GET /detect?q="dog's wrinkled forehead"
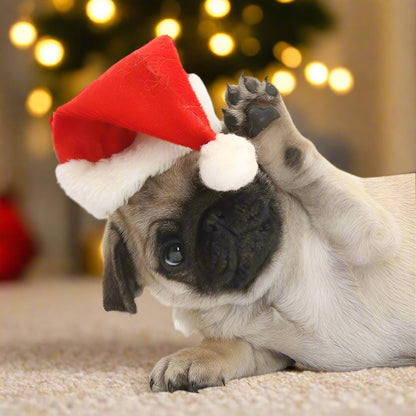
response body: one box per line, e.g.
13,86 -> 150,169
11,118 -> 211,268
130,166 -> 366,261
124,152 -> 200,224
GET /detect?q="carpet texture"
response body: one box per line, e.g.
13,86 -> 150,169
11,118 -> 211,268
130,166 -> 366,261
1,277 -> 415,416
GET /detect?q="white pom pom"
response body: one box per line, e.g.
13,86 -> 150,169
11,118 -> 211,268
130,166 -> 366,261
199,133 -> 258,191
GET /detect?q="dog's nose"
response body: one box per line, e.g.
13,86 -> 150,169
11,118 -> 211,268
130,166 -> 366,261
202,209 -> 224,233
201,193 -> 272,236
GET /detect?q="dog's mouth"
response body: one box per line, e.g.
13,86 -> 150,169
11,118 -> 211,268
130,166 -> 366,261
194,172 -> 283,294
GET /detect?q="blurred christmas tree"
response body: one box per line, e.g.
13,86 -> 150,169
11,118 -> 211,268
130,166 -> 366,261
11,0 -> 334,108
8,0 -> 340,275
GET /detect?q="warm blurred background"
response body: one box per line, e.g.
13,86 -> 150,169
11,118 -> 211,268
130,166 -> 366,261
1,0 -> 415,282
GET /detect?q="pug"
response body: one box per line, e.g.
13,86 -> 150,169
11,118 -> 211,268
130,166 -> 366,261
102,75 -> 415,392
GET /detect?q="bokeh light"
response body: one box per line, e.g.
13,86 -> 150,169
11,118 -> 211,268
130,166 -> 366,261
9,21 -> 37,49
86,0 -> 116,24
25,120 -> 53,159
276,0 -> 295,3
329,67 -> 354,94
281,46 -> 302,68
209,33 -> 235,56
26,88 -> 53,117
241,37 -> 261,56
34,37 -> 65,67
204,0 -> 231,18
272,41 -> 290,60
304,62 -> 328,86
208,76 -> 230,117
242,5 -> 263,25
198,20 -> 218,38
52,0 -> 74,13
155,18 -> 182,39
271,70 -> 296,95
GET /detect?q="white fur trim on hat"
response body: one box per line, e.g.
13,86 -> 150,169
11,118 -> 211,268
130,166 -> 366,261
189,75 -> 258,192
199,133 -> 258,192
188,73 -> 222,134
56,134 -> 191,219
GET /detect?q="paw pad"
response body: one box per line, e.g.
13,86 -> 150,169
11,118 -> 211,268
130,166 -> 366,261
265,79 -> 278,97
225,84 -> 241,106
243,75 -> 261,93
221,109 -> 238,130
223,74 -> 281,139
247,106 -> 280,139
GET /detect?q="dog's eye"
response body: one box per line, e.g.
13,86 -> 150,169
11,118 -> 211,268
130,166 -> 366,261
163,243 -> 184,267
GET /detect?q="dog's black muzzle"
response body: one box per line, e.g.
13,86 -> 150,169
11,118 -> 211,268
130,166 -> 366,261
195,172 -> 282,293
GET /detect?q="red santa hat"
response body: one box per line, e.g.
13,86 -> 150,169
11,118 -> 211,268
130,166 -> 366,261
51,35 -> 258,219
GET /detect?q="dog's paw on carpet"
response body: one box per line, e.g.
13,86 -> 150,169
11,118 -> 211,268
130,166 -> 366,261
150,346 -> 226,392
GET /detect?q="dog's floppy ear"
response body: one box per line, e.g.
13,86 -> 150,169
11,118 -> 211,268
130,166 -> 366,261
102,222 -> 142,314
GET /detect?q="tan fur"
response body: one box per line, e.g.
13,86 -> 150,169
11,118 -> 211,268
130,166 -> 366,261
106,90 -> 415,392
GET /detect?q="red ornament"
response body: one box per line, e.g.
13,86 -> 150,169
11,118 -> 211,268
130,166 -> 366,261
0,196 -> 34,282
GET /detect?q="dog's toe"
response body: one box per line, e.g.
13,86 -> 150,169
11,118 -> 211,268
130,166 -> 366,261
150,348 -> 226,393
222,74 -> 282,138
163,360 -> 193,392
265,79 -> 278,97
225,84 -> 241,106
242,74 -> 261,93
149,356 -> 169,392
222,108 -> 239,131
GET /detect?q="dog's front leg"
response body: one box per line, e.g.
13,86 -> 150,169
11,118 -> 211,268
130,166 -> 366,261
223,76 -> 400,266
150,338 -> 293,392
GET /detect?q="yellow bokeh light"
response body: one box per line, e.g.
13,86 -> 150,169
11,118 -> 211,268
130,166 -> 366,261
304,62 -> 328,86
52,0 -> 74,13
276,0 -> 295,3
208,77 -> 229,116
155,18 -> 182,39
25,121 -> 53,159
281,46 -> 302,68
34,37 -> 65,67
329,67 -> 354,94
99,238 -> 104,262
198,20 -> 218,38
271,70 -> 296,95
242,5 -> 263,25
241,37 -> 260,56
86,0 -> 116,24
9,21 -> 37,49
272,41 -> 290,60
209,33 -> 235,56
26,88 -> 53,117
204,0 -> 231,18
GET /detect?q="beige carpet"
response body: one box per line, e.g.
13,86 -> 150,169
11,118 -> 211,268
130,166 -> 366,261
1,277 -> 415,416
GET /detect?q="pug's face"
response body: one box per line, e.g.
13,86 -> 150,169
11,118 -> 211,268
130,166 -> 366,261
102,151 -> 285,313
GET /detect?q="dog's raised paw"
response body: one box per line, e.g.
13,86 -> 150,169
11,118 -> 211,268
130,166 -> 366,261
150,347 -> 226,393
223,74 -> 281,139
